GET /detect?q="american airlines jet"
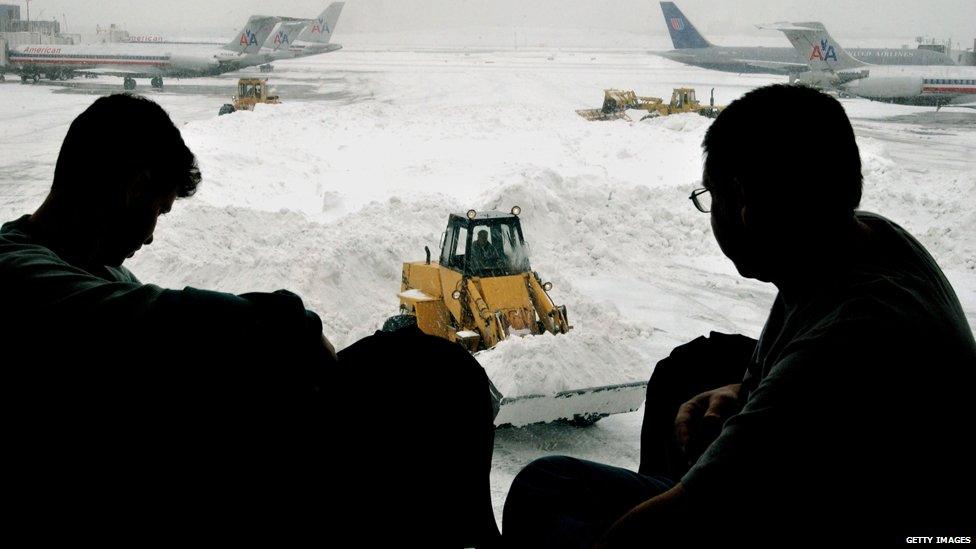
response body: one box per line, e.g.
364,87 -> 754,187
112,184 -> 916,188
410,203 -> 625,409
4,16 -> 281,90
0,1 -> 347,91
254,2 -> 346,66
288,2 -> 346,58
766,22 -> 976,107
655,2 -> 957,76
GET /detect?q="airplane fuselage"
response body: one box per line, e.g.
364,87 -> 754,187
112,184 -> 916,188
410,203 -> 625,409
7,44 -> 225,78
656,45 -> 956,75
838,65 -> 976,106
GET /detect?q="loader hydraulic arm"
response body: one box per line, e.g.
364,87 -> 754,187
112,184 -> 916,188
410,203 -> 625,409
527,273 -> 570,334
465,278 -> 506,349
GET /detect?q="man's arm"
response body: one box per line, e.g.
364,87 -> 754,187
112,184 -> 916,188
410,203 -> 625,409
3,245 -> 336,371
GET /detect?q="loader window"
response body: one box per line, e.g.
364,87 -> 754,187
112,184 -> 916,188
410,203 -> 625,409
501,223 -> 531,273
440,224 -> 468,272
456,227 -> 468,255
466,222 -> 530,277
469,225 -> 499,274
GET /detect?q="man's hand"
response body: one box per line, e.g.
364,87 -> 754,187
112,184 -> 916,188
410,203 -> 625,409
674,383 -> 743,464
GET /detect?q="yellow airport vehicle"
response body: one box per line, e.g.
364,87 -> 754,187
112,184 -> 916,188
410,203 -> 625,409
398,207 -> 570,352
218,78 -> 281,115
394,207 -> 647,427
577,87 -> 723,121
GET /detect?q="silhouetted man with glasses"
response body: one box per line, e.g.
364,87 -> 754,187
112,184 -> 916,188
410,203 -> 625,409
503,84 -> 975,547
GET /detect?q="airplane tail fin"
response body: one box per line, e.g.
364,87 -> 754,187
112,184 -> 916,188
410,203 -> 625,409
264,21 -> 308,52
297,2 -> 345,44
225,15 -> 282,54
659,2 -> 710,49
762,21 -> 867,71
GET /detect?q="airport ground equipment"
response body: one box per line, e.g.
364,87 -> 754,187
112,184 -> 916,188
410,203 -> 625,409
577,87 -> 724,121
218,78 -> 280,115
395,207 -> 647,427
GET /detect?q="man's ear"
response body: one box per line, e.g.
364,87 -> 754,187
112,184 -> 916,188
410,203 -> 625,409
124,170 -> 153,207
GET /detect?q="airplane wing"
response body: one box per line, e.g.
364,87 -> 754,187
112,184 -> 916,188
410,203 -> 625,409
733,58 -> 810,71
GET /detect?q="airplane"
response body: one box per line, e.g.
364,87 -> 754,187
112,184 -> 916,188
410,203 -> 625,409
253,2 -> 346,68
0,2 -> 346,91
2,15 -> 281,90
655,1 -> 957,76
222,2 -> 345,76
288,2 -> 345,58
766,22 -> 976,108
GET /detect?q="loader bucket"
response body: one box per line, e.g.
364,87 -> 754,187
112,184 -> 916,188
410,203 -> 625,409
492,380 -> 648,428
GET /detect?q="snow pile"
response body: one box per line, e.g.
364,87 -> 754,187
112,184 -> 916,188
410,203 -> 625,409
480,331 -> 646,396
130,103 -> 740,396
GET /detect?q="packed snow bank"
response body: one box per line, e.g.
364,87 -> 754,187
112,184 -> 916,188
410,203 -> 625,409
133,105 -> 735,397
480,331 -> 646,396
132,90 -> 975,400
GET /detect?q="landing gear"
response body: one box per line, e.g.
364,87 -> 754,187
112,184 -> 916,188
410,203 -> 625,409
123,77 -> 136,91
150,76 -> 164,89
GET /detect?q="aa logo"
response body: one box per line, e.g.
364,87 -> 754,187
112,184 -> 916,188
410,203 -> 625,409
274,31 -> 289,46
810,39 -> 837,62
670,17 -> 684,31
312,18 -> 330,34
239,29 -> 259,47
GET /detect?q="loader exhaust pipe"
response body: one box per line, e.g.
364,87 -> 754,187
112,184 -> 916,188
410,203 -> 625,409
425,246 -> 431,265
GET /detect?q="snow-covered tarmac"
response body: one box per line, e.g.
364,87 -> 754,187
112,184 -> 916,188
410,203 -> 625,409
2,43 -> 974,524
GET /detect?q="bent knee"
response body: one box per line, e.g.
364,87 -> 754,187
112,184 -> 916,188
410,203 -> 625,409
508,455 -> 586,499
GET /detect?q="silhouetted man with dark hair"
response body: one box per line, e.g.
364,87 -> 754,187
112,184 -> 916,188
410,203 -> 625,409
0,95 -> 500,546
503,85 -> 975,547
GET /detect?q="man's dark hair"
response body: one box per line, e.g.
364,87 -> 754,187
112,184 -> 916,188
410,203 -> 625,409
53,94 -> 201,199
702,84 -> 862,222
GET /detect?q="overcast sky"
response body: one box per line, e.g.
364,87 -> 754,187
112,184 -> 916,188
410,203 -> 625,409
16,0 -> 976,45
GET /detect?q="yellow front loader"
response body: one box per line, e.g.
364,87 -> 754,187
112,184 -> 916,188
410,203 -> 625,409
577,87 -> 724,121
395,208 -> 647,427
218,78 -> 281,115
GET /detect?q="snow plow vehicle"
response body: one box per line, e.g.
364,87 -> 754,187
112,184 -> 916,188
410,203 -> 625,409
218,78 -> 280,115
577,87 -> 724,121
396,207 -> 647,427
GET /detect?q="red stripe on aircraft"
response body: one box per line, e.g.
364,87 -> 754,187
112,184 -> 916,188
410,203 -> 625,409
922,86 -> 976,94
11,58 -> 171,67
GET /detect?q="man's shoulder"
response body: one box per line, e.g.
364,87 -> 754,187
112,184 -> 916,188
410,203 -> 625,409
779,212 -> 974,369
0,215 -> 65,269
841,211 -> 965,326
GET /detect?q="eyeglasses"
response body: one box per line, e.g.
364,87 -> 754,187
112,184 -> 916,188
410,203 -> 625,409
689,188 -> 711,213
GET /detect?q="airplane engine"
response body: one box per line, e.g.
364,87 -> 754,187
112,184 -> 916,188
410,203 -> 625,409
170,53 -> 222,76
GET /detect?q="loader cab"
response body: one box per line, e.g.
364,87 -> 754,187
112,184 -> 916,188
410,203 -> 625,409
439,210 -> 531,277
672,88 -> 696,109
239,78 -> 266,100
